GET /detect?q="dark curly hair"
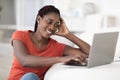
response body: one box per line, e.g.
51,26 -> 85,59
34,5 -> 60,32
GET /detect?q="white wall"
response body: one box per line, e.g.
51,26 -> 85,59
15,0 -> 43,30
79,0 -> 120,27
0,0 -> 16,25
1,0 -> 120,31
49,0 -> 120,32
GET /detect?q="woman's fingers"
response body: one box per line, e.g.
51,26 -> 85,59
60,54 -> 88,64
73,54 -> 87,63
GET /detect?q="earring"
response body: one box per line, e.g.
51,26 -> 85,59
55,28 -> 59,33
37,21 -> 39,23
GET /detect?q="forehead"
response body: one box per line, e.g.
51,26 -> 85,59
44,13 -> 60,21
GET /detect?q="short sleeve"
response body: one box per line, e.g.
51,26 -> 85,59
11,30 -> 27,46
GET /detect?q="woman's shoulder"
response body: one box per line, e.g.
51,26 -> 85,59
12,30 -> 31,39
14,30 -> 29,34
11,30 -> 32,44
12,30 -> 32,37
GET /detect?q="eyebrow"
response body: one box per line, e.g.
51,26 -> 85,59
47,18 -> 53,21
45,17 -> 60,23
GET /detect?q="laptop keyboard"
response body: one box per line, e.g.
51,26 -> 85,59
65,60 -> 87,66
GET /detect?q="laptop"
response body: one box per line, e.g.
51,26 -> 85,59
66,32 -> 119,68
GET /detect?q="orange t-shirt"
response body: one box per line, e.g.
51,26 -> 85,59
8,30 -> 65,80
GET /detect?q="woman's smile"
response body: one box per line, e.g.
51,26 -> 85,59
46,29 -> 52,35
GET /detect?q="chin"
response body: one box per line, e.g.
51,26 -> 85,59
43,35 -> 51,39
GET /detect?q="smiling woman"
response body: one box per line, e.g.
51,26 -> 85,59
8,5 -> 90,80
36,13 -> 60,38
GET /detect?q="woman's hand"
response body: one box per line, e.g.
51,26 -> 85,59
55,18 -> 70,37
59,53 -> 88,64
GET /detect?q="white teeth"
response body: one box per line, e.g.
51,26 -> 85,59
46,30 -> 51,34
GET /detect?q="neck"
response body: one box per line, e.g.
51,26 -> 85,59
32,31 -> 49,44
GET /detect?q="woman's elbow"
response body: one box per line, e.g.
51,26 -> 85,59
17,56 -> 31,67
19,58 -> 30,67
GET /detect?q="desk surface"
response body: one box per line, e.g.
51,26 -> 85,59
44,62 -> 120,80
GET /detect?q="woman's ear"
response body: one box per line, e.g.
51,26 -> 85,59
37,16 -> 41,23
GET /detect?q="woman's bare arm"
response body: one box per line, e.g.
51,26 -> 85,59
13,40 -> 80,68
55,18 -> 90,62
64,32 -> 90,55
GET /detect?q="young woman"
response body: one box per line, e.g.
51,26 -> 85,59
8,5 -> 90,80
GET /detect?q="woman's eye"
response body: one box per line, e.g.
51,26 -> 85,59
48,21 -> 52,24
47,20 -> 52,24
55,24 -> 60,28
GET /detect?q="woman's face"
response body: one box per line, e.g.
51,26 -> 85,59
37,13 -> 60,39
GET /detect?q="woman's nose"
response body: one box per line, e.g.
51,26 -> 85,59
49,25 -> 56,31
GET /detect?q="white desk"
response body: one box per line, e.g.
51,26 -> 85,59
44,61 -> 120,80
